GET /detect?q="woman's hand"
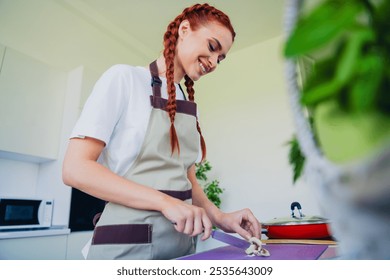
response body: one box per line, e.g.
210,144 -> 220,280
160,196 -> 213,241
214,208 -> 262,240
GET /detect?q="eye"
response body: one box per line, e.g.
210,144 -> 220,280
208,42 -> 216,52
208,40 -> 225,64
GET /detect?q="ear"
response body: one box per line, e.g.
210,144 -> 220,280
178,20 -> 191,39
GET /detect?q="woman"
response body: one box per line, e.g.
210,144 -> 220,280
63,3 -> 261,260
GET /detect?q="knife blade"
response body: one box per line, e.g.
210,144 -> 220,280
211,230 -> 251,250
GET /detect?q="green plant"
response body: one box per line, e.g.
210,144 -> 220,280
284,0 -> 390,183
286,135 -> 306,184
286,0 -> 390,114
195,160 -> 224,208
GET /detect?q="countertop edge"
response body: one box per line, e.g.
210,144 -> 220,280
0,227 -> 70,239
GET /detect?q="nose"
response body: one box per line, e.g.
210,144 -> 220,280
207,54 -> 218,71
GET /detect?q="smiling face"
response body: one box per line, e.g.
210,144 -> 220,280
174,20 -> 234,82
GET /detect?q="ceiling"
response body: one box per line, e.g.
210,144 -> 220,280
68,0 -> 287,56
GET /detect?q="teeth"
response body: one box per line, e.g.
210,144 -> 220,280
199,62 -> 207,74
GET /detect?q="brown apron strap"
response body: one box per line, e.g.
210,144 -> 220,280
149,96 -> 197,116
149,60 -> 186,100
149,60 -> 162,97
148,60 -> 196,116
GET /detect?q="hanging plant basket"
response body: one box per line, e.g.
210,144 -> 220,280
284,0 -> 390,259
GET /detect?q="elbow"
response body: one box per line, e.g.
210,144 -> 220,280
62,166 -> 72,187
62,170 -> 71,187
62,161 -> 77,188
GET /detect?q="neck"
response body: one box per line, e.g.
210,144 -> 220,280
155,56 -> 184,83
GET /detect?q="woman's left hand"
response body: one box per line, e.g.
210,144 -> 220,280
215,208 -> 261,240
187,165 -> 261,241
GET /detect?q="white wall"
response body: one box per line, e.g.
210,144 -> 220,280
0,0 -> 151,72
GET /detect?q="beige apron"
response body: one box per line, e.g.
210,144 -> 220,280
87,61 -> 200,260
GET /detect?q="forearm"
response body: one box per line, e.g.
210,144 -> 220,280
188,165 -> 222,226
192,182 -> 222,224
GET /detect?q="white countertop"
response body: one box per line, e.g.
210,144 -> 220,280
0,226 -> 70,239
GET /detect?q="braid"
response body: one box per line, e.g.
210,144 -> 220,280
163,3 -> 235,159
163,16 -> 184,156
185,75 -> 206,161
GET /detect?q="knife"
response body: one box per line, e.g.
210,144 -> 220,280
211,230 -> 252,250
211,230 -> 271,256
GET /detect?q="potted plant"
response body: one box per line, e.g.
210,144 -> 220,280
195,160 -> 224,209
284,0 -> 390,259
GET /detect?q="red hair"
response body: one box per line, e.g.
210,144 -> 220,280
163,3 -> 235,161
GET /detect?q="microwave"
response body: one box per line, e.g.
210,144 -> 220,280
0,197 -> 53,230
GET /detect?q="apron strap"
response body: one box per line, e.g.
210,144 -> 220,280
148,60 -> 197,116
149,60 -> 162,97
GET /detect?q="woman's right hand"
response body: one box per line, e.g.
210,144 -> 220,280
160,196 -> 212,241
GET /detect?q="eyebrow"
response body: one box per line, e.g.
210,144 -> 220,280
212,37 -> 222,50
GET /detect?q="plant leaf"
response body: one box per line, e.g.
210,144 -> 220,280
335,28 -> 375,84
285,0 -> 362,57
302,79 -> 343,105
350,53 -> 383,112
196,161 -> 223,208
287,136 -> 306,183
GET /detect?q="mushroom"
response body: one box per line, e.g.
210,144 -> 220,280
245,237 -> 270,257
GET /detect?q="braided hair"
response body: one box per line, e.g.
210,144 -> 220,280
163,3 -> 236,161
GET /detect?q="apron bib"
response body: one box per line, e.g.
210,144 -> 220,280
87,61 -> 200,260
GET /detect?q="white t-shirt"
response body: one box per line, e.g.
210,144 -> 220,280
71,64 -> 201,176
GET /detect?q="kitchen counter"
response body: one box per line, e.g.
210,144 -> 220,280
0,226 -> 70,239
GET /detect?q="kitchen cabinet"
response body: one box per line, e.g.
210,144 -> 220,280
0,46 -> 66,162
0,235 -> 68,260
0,229 -> 94,260
66,231 -> 93,260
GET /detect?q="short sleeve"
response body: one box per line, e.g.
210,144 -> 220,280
70,65 -> 131,145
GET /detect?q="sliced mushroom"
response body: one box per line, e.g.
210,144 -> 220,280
245,237 -> 270,257
258,248 -> 271,257
245,244 -> 257,255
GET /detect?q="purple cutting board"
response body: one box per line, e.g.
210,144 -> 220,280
178,244 -> 328,260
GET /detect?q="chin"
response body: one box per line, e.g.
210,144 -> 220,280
188,73 -> 201,82
191,76 -> 200,82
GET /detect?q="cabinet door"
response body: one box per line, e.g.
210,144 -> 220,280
0,47 -> 66,161
0,235 -> 67,260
